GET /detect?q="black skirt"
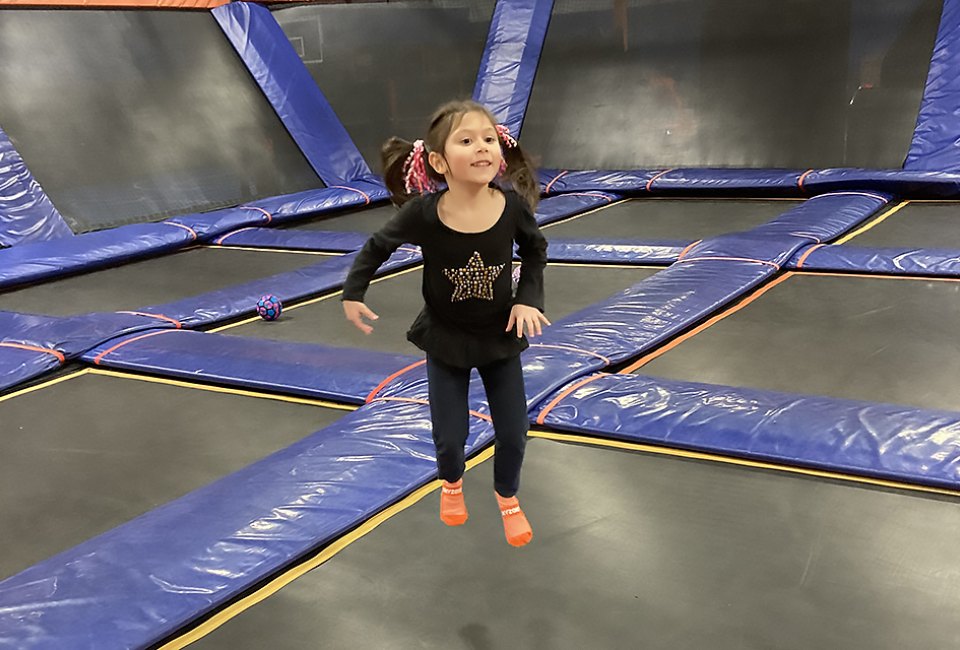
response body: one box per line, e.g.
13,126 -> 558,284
406,306 -> 528,369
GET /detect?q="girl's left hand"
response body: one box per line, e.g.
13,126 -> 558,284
506,304 -> 551,338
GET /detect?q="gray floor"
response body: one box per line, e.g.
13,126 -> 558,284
542,199 -> 797,242
0,371 -> 345,580
637,272 -> 960,411
0,247 -> 331,316
191,436 -> 960,650
286,204 -> 399,233
844,201 -> 960,249
223,264 -> 661,355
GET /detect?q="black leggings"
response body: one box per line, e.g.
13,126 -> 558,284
426,354 -> 529,498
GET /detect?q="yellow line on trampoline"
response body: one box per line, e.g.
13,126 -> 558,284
529,429 -> 960,498
159,445 -> 496,650
0,368 -> 90,403
209,265 -> 424,333
87,368 -> 356,411
834,200 -> 910,244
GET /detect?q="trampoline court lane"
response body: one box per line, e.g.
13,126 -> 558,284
625,269 -> 960,413
0,247 -> 337,317
541,197 -> 800,243
179,433 -> 960,650
0,368 -> 351,581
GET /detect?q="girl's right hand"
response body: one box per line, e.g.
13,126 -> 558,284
343,300 -> 379,335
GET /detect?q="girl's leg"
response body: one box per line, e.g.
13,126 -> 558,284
478,354 -> 529,498
426,355 -> 471,525
479,354 -> 533,546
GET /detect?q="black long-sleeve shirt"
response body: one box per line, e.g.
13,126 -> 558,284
342,189 -> 548,368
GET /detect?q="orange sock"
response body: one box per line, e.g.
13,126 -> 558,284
440,479 -> 468,526
496,493 -> 532,547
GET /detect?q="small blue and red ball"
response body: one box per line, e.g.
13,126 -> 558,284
256,295 -> 282,321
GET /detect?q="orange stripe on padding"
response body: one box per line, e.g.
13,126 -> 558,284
645,168 -> 674,192
0,342 -> 65,363
92,330 -> 174,365
371,396 -> 491,422
116,311 -> 183,328
164,221 -> 198,240
535,374 -> 606,425
677,239 -> 701,261
365,360 -> 427,403
544,171 -> 568,194
795,244 -> 825,269
797,169 -> 814,190
329,186 -> 372,205
241,206 -> 273,224
619,272 -> 794,374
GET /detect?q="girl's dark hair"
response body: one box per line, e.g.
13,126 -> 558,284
381,99 -> 539,211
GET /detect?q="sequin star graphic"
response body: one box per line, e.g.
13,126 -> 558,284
443,251 -> 505,302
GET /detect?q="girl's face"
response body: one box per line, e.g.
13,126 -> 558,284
432,111 -> 502,188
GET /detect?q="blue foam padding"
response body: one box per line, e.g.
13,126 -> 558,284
473,0 -> 554,133
213,2 -> 374,185
540,169 -> 659,194
788,244 -> 960,277
648,168 -> 807,193
214,227 -> 370,252
905,0 -> 960,172
0,310 -> 175,358
0,344 -> 63,393
803,169 -> 960,196
137,247 -> 421,327
242,182 -> 390,223
532,259 -> 773,366
82,329 -> 421,405
0,222 -> 198,290
748,191 -> 892,244
0,309 -> 177,391
0,399 -> 493,649
167,206 -> 271,241
543,238 -> 685,265
0,127 -> 73,247
535,191 -> 620,224
537,373 -> 960,490
538,167 -> 960,198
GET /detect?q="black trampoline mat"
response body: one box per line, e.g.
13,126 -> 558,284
287,203 -> 400,233
0,247 -> 334,317
0,10 -> 321,232
0,371 -> 346,581
521,0 -> 941,170
191,437 -> 960,650
542,198 -> 797,242
637,272 -> 960,411
223,264 -> 660,355
845,201 -> 960,249
274,2 -> 495,171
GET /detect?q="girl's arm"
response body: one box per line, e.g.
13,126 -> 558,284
512,199 -> 548,311
507,197 -> 550,338
342,198 -> 423,304
342,198 -> 423,334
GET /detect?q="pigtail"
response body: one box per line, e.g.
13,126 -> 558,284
381,136 -> 445,207
497,127 -> 540,212
381,136 -> 417,206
